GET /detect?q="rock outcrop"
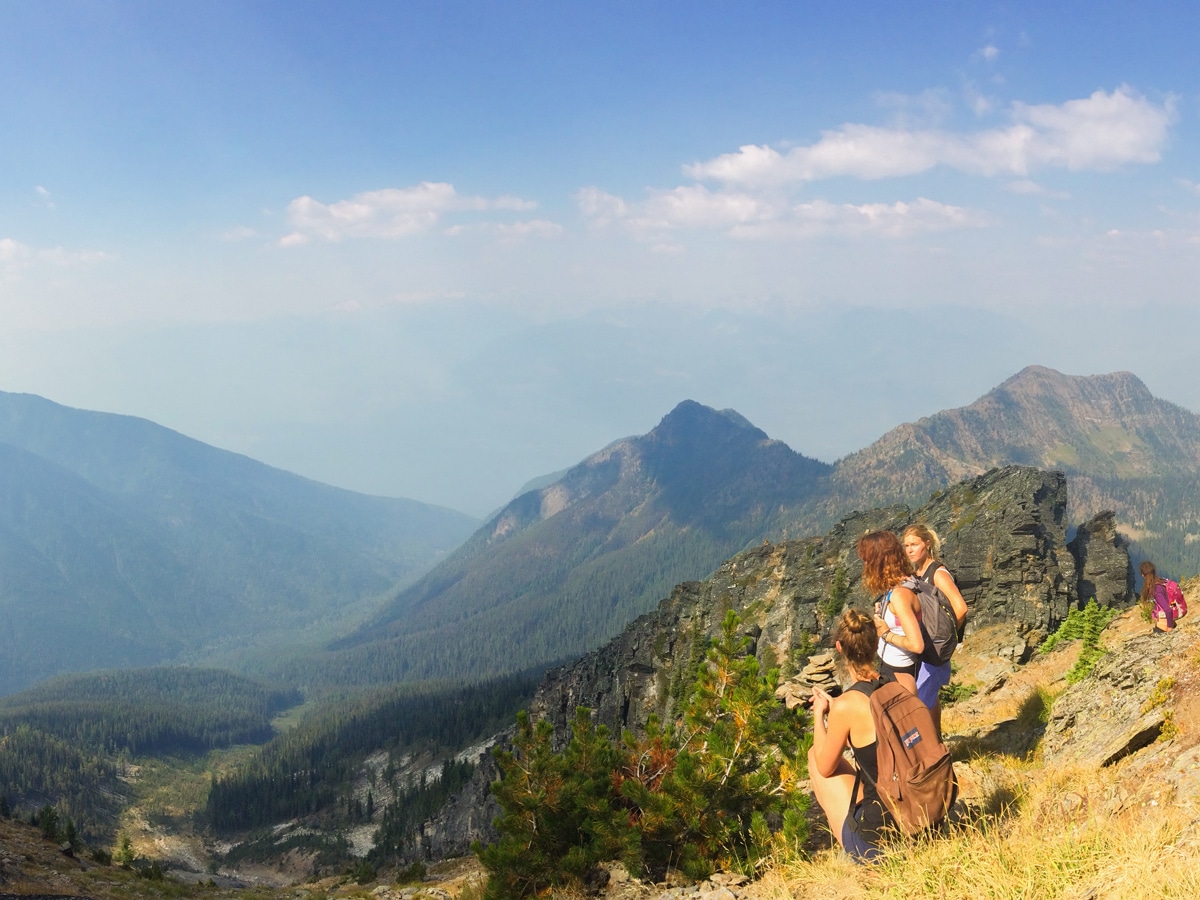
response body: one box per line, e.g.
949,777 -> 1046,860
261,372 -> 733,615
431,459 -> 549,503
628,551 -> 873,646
1068,510 -> 1135,608
531,466 -> 1086,741
1043,629 -> 1181,768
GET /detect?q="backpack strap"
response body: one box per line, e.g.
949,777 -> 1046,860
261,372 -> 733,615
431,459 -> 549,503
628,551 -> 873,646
845,677 -> 885,780
918,561 -> 943,584
845,680 -> 880,825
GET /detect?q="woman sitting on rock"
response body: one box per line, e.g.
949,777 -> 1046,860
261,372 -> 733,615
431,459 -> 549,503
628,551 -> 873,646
807,607 -> 892,863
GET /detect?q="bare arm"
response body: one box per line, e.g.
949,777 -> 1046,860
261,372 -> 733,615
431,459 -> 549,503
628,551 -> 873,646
809,687 -> 854,778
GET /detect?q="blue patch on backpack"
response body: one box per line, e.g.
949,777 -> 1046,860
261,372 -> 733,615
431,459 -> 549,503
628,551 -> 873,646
902,728 -> 922,749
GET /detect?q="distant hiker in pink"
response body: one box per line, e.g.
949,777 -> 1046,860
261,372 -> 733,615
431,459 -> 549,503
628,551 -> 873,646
1140,560 -> 1175,635
903,524 -> 968,734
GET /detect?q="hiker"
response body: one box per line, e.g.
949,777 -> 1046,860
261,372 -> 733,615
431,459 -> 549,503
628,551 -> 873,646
903,524 -> 968,732
807,607 -> 892,863
1140,560 -> 1175,634
860,531 -> 924,695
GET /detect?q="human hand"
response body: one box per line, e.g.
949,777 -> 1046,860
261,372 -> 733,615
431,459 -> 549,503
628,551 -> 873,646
809,686 -> 832,717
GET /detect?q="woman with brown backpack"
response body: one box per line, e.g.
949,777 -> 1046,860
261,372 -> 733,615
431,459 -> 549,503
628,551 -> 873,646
807,607 -> 892,862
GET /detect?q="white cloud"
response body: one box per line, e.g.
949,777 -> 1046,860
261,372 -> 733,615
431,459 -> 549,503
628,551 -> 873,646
730,198 -> 984,240
280,182 -> 538,245
685,86 -> 1174,187
494,219 -> 564,240
35,186 -> 55,209
1,238 -> 114,277
577,188 -> 982,241
0,238 -> 30,263
977,44 -> 1000,62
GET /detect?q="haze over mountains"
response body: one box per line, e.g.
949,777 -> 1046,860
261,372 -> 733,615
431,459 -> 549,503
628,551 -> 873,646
320,401 -> 830,685
1,366 -> 1198,697
0,391 -> 478,695
326,366 -> 1200,690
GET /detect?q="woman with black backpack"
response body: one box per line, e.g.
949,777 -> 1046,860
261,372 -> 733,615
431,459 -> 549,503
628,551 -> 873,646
903,524 -> 968,733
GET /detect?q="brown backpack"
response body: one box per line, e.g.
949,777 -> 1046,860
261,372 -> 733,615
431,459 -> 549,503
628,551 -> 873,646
853,678 -> 957,836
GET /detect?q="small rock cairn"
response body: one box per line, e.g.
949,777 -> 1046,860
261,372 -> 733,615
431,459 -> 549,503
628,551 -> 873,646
774,652 -> 839,710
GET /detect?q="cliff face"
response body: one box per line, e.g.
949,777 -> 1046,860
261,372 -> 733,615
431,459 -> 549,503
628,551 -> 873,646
415,466 -> 1133,861
530,465 -> 1093,741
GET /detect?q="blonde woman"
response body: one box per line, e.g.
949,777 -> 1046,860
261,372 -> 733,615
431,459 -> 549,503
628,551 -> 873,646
859,530 -> 923,696
903,524 -> 968,732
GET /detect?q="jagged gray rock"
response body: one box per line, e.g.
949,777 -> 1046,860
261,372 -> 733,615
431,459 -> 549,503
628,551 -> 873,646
1068,510 -> 1135,609
1042,629 -> 1181,767
531,466 -> 1083,741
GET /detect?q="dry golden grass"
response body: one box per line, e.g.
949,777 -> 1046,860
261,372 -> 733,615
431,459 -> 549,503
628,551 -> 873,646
764,759 -> 1200,900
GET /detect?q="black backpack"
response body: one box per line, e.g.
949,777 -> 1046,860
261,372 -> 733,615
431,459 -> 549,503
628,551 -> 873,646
883,563 -> 958,666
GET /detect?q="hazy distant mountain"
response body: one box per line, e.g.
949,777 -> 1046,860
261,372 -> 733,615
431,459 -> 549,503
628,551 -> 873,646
311,367 -> 1200,688
0,391 -> 478,695
310,401 -> 832,686
818,366 -> 1200,575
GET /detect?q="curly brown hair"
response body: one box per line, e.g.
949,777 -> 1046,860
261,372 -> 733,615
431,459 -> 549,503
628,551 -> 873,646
857,530 -> 913,596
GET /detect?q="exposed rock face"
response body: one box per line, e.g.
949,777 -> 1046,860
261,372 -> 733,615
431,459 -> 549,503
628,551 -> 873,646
531,466 -> 1085,741
1069,510 -> 1135,608
1042,629 -> 1182,768
409,752 -> 502,863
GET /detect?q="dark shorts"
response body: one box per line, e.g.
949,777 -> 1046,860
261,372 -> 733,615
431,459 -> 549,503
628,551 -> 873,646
879,658 -> 917,680
841,805 -> 884,863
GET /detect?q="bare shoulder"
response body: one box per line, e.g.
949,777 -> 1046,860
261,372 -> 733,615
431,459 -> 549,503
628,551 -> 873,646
932,564 -> 958,587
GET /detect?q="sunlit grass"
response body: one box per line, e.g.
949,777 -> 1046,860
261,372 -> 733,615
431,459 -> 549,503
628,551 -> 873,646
769,761 -> 1200,900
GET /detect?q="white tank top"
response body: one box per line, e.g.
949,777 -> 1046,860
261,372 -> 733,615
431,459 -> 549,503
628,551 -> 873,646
877,589 -> 918,668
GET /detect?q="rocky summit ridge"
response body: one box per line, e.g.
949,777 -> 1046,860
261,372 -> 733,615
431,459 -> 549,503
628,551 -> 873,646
332,366 -> 1200,696
821,365 -> 1200,574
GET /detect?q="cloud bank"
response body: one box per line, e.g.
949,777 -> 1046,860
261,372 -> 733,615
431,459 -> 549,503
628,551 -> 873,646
685,86 -> 1174,186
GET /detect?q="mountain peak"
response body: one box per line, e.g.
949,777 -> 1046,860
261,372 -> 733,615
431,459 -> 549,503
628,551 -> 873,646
652,400 -> 763,442
999,365 -> 1150,399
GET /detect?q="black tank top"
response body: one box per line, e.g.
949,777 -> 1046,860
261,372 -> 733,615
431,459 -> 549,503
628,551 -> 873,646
845,681 -> 891,841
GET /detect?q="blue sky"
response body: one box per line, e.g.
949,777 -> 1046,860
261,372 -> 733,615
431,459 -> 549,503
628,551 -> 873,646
2,1 -> 1199,516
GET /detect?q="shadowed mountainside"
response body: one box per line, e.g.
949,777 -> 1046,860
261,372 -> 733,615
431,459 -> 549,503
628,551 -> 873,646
0,391 -> 478,695
311,401 -> 832,686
